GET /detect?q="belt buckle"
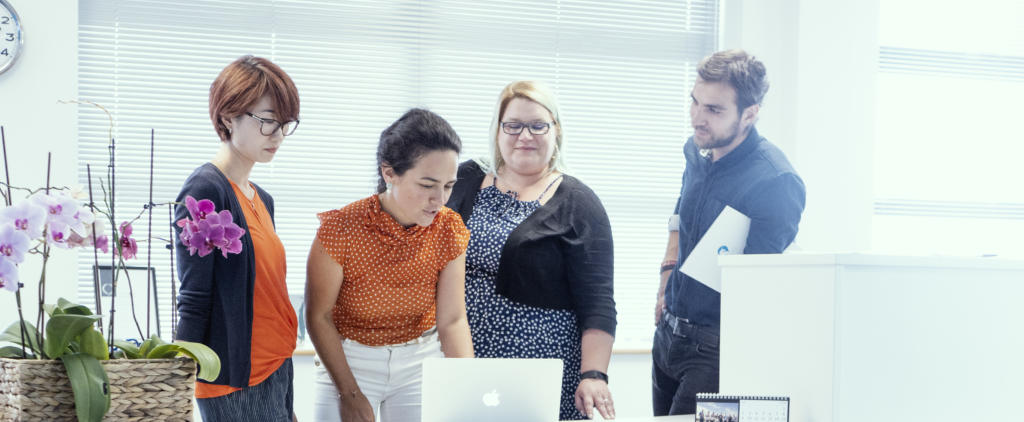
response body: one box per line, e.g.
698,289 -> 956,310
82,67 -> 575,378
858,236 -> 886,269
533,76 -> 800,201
666,313 -> 691,338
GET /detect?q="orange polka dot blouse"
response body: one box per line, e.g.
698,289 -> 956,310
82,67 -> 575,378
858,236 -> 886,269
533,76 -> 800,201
316,195 -> 469,346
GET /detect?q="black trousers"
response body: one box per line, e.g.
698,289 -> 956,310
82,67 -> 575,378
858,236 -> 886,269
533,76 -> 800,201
651,315 -> 720,415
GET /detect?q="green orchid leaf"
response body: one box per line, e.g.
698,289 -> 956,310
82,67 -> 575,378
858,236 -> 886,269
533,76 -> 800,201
57,298 -> 94,316
60,352 -> 111,422
1,320 -> 41,355
78,327 -> 109,360
145,343 -> 180,359
112,339 -> 141,359
137,334 -> 166,358
44,314 -> 102,359
43,304 -> 62,317
146,341 -> 221,382
0,345 -> 34,358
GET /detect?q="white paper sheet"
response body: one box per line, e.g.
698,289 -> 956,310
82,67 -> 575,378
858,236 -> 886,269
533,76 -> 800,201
679,205 -> 751,292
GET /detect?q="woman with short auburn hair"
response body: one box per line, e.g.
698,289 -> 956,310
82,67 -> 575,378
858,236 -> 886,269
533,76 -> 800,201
174,55 -> 301,421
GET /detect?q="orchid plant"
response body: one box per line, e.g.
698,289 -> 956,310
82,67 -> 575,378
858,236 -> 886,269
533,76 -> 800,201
0,117 -> 242,421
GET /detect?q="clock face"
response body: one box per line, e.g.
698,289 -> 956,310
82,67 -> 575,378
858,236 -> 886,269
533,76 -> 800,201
0,0 -> 23,74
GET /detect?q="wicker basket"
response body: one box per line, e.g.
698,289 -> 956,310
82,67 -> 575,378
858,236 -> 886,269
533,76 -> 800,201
0,357 -> 196,421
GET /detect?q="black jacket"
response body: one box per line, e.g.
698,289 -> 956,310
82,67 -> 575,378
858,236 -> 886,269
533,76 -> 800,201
174,162 -> 274,388
447,161 -> 617,336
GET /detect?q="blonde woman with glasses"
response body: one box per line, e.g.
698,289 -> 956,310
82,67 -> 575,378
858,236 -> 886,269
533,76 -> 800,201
446,81 -> 617,420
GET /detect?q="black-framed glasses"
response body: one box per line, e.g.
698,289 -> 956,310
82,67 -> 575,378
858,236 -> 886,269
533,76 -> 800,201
501,121 -> 554,136
245,112 -> 300,136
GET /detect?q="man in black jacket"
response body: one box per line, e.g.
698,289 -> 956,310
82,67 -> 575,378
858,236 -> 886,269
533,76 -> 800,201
652,49 -> 806,415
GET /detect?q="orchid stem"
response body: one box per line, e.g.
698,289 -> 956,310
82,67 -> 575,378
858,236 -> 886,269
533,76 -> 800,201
145,129 -> 154,338
168,204 -> 178,339
106,136 -> 117,353
3,127 -> 28,357
35,153 -> 52,357
1,127 -> 11,204
86,164 -> 104,334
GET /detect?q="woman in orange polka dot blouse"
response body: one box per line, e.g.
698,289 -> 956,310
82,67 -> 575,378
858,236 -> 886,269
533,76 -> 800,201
305,108 -> 474,422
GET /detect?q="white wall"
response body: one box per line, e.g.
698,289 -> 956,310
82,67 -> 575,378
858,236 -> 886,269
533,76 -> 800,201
0,0 -> 78,332
722,0 -> 878,254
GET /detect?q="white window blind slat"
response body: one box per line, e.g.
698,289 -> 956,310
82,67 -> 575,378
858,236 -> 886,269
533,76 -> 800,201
77,0 -> 719,350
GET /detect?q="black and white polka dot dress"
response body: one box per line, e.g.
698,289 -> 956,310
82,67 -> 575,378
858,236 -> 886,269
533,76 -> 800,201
464,180 -> 586,421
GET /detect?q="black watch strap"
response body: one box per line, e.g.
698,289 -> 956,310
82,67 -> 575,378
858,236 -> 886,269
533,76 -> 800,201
579,370 -> 609,383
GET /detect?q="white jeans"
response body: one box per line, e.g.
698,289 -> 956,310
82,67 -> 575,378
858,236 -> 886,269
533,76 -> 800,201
314,330 -> 442,422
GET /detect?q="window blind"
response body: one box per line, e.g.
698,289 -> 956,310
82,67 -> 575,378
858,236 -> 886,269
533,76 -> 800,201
77,0 -> 720,350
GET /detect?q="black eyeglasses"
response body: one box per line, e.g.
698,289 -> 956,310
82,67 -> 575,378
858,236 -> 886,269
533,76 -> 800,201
501,121 -> 554,136
245,112 -> 300,136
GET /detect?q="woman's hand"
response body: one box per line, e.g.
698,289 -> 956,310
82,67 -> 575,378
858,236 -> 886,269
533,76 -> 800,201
575,378 -> 615,419
339,390 -> 375,422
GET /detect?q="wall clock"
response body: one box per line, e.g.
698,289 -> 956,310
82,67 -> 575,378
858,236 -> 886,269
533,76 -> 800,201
0,0 -> 23,75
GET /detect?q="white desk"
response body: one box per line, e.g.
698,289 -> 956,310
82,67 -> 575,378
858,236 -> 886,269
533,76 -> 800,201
718,253 -> 1024,422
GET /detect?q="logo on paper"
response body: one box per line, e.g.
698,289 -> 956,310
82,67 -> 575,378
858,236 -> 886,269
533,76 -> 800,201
482,389 -> 501,407
717,245 -> 730,255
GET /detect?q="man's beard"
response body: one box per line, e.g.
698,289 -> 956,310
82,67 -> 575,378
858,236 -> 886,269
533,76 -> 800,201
694,118 -> 742,150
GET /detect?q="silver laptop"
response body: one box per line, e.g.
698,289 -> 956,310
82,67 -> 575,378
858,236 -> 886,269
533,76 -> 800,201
421,357 -> 564,422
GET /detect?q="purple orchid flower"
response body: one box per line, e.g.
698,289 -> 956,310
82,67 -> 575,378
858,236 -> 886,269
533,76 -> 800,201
68,207 -> 95,236
0,258 -> 18,292
119,221 -> 138,259
66,232 -> 110,253
95,235 -> 110,253
0,200 -> 47,239
176,196 -> 245,258
31,191 -> 79,228
0,225 -> 31,264
185,196 -> 217,222
47,221 -> 71,249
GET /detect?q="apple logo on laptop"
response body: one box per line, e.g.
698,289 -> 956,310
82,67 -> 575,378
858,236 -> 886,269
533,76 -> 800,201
482,389 -> 501,407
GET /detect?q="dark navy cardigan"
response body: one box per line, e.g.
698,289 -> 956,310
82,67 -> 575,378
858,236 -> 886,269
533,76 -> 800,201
446,160 -> 617,336
173,162 -> 274,388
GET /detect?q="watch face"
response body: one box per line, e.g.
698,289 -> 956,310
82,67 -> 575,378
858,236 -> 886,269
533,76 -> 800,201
0,0 -> 23,75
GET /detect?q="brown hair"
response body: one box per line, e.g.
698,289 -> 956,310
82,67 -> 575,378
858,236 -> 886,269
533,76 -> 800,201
209,55 -> 300,141
696,49 -> 768,113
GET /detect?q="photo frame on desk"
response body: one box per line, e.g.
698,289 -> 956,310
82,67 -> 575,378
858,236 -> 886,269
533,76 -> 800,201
696,393 -> 789,422
93,265 -> 162,340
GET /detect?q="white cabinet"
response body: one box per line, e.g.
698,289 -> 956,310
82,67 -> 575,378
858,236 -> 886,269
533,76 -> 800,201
718,253 -> 1024,422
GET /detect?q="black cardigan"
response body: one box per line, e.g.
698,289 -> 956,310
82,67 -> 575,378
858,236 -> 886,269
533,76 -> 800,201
174,163 -> 274,388
447,161 -> 617,336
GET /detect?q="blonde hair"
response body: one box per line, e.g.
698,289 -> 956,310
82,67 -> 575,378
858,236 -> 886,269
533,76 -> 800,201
480,80 -> 567,174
